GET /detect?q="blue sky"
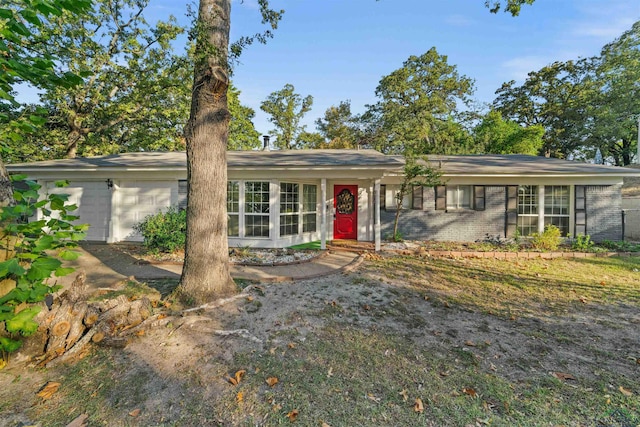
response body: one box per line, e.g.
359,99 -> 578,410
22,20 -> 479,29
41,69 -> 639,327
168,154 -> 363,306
23,0 -> 640,138
222,0 -> 640,136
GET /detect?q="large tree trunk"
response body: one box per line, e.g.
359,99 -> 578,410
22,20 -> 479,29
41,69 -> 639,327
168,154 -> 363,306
177,0 -> 236,305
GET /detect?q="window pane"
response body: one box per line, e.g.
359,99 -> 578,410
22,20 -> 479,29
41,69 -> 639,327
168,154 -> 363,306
303,213 -> 316,233
303,184 -> 317,212
245,215 -> 269,237
446,185 -> 471,209
517,215 -> 539,236
227,181 -> 239,213
280,183 -> 299,214
544,186 -> 569,235
245,181 -> 270,213
228,214 -> 239,236
279,214 -> 299,236
518,186 -> 538,215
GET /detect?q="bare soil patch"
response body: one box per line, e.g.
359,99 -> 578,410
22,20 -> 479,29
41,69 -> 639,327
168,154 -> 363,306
1,253 -> 638,426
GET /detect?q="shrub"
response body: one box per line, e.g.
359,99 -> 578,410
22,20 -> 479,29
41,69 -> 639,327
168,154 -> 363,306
571,234 -> 595,252
134,207 -> 186,253
1,178 -> 86,366
530,225 -> 562,251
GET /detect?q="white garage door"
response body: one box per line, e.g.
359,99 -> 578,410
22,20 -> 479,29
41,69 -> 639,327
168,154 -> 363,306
46,181 -> 112,241
116,180 -> 176,241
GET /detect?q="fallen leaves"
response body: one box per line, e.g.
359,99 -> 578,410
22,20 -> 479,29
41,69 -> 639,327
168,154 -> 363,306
37,381 -> 61,400
414,397 -> 424,413
399,389 -> 409,402
236,392 -> 244,403
128,408 -> 141,417
552,372 -> 576,382
286,409 -> 299,422
619,386 -> 633,397
462,388 -> 478,398
266,376 -> 279,387
228,369 -> 246,385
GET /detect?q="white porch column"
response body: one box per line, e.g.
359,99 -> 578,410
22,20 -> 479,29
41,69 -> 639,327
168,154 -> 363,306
538,185 -> 545,234
374,179 -> 381,252
321,178 -> 327,250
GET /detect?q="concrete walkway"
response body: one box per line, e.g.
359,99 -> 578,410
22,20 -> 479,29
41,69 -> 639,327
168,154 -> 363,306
56,244 -> 361,290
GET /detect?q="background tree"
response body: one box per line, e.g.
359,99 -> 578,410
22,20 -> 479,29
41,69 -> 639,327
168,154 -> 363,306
260,83 -> 313,150
25,0 -> 189,159
584,21 -> 640,165
228,84 -> 261,150
314,100 -> 360,149
0,0 -> 91,204
474,110 -> 544,155
363,48 -> 475,155
493,59 -> 593,159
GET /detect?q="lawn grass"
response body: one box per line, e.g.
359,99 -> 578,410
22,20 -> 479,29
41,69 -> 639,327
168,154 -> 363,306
368,255 -> 640,318
8,253 -> 639,426
288,241 -> 322,250
212,325 -> 639,426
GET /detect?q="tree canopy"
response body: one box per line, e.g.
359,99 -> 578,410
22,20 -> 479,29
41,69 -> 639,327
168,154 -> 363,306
363,48 -> 475,155
260,83 -> 313,150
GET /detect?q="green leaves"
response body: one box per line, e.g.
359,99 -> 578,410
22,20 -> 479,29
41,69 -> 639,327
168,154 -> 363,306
0,179 -> 85,360
260,83 -> 314,150
5,306 -> 41,336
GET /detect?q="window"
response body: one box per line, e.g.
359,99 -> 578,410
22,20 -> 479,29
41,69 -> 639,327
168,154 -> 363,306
178,180 -> 188,210
227,181 -> 239,236
302,184 -> 317,233
379,185 -> 386,210
280,183 -> 299,236
544,185 -> 569,235
517,185 -> 538,236
412,186 -> 423,210
245,181 -> 270,237
446,185 -> 471,209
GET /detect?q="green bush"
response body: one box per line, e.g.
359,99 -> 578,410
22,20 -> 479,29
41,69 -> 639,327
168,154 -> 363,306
1,178 -> 86,366
571,234 -> 595,252
134,207 -> 186,253
530,225 -> 562,251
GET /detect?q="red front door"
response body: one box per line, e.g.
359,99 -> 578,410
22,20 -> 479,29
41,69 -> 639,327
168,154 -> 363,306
334,185 -> 358,240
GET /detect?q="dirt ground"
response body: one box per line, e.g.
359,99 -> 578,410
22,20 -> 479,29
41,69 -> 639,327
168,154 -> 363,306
1,253 -> 639,426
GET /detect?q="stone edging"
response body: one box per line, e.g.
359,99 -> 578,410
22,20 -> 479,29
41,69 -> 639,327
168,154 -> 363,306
390,249 -> 638,259
136,250 -> 328,267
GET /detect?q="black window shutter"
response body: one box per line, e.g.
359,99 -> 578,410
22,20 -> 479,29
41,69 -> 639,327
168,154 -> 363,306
575,185 -> 586,235
474,186 -> 485,211
178,180 -> 188,210
412,186 -> 423,210
505,186 -> 518,237
435,186 -> 446,210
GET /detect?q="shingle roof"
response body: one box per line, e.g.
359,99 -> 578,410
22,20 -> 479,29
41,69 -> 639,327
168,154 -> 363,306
418,155 -> 640,177
7,149 -> 403,171
6,150 -> 640,177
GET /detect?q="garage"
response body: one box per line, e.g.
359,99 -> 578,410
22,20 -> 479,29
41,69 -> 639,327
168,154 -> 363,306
45,181 -> 112,241
112,180 -> 177,242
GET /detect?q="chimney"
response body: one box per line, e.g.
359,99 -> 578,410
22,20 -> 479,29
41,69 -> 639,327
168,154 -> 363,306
262,135 -> 270,151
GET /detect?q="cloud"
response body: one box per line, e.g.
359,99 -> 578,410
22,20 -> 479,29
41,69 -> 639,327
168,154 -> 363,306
501,56 -> 550,82
445,14 -> 474,27
570,1 -> 639,41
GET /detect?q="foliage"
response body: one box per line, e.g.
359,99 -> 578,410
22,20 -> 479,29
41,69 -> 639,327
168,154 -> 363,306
599,240 -> 640,253
493,59 -> 593,159
571,234 -> 595,252
392,156 -> 442,241
313,100 -> 361,149
0,178 -> 85,364
228,84 -> 261,150
12,0 -> 190,160
363,48 -> 475,156
530,224 -> 562,251
134,207 -> 186,254
493,20 -> 639,165
584,21 -> 640,166
485,0 -> 535,15
260,83 -> 314,150
0,0 -> 91,159
474,110 -> 544,155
